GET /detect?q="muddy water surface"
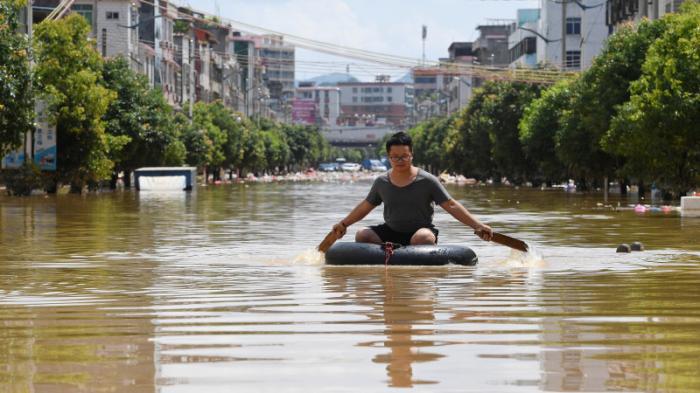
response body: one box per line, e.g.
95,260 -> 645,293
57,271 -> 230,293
1,181 -> 699,392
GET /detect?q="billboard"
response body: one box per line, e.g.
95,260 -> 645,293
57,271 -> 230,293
291,99 -> 316,125
1,101 -> 56,171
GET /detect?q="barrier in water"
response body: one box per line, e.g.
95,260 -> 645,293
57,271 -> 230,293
681,196 -> 700,217
134,167 -> 197,191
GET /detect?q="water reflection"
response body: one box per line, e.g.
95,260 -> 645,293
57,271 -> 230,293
0,260 -> 158,392
322,267 -> 450,387
1,183 -> 700,392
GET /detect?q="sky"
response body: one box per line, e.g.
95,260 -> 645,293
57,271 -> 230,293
181,0 -> 539,81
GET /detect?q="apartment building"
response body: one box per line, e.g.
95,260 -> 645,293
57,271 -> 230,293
138,0 -> 179,105
293,84 -> 341,126
537,0 -> 609,70
23,0 -> 287,120
508,9 -> 540,68
337,77 -> 414,127
606,0 -> 687,28
259,34 -> 295,112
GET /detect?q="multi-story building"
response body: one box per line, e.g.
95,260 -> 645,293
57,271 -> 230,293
508,9 -> 540,68
412,67 -> 465,120
473,24 -> 513,68
337,77 -> 414,128
24,0 -> 284,120
606,0 -> 683,29
139,0 -> 179,105
33,0 -> 141,70
444,42 -> 476,115
232,34 -> 269,118
293,84 -> 341,127
258,35 -> 295,113
173,8 -> 196,112
536,0 -> 609,70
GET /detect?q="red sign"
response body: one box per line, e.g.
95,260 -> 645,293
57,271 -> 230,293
292,99 -> 316,125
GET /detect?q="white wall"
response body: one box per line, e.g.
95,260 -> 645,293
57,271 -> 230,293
338,84 -> 409,106
538,0 -> 608,70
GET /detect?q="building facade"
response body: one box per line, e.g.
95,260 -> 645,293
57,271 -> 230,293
537,0 -> 609,70
606,0 -> 683,28
508,9 -> 540,68
337,79 -> 414,128
258,34 -> 295,113
293,85 -> 341,127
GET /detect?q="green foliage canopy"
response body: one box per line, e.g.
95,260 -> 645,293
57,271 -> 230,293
606,3 -> 700,194
34,14 -> 115,190
0,0 -> 34,158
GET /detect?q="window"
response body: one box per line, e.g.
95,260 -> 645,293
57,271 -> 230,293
415,76 -> 436,84
509,36 -> 536,61
352,87 -> 357,93
106,11 -> 120,20
387,96 -> 392,102
566,17 -> 581,35
101,29 -> 107,57
71,4 -> 93,25
352,97 -> 357,103
565,50 -> 581,69
387,87 -> 392,93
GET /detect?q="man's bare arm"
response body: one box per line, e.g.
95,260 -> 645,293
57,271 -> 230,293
332,200 -> 377,238
439,199 -> 493,241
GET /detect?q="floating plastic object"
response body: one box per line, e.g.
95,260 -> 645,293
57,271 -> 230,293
616,244 -> 631,253
634,204 -> 647,213
681,196 -> 700,217
631,242 -> 645,251
661,205 -> 673,213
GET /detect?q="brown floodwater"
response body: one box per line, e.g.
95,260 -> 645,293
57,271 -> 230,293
1,181 -> 699,392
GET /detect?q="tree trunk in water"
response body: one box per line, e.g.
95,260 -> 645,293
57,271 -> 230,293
604,176 -> 609,204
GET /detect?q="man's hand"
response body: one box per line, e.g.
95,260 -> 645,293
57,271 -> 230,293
332,222 -> 348,238
473,224 -> 493,241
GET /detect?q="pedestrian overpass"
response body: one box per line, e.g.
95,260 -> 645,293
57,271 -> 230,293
321,126 -> 397,147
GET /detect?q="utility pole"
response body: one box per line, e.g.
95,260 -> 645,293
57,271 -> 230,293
421,25 -> 427,66
561,0 -> 567,69
26,0 -> 34,164
189,38 -> 194,123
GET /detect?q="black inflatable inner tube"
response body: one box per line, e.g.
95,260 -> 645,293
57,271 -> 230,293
325,242 -> 478,266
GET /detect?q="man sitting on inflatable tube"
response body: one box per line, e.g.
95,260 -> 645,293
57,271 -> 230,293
330,131 -> 493,246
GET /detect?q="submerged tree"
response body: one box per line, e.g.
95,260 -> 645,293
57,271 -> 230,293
605,3 -> 700,195
519,78 -> 574,184
34,14 -> 115,192
102,56 -> 183,186
0,0 -> 33,158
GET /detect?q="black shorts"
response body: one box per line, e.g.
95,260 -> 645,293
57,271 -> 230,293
369,224 -> 439,246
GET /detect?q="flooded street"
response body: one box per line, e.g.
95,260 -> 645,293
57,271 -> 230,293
1,180 -> 700,392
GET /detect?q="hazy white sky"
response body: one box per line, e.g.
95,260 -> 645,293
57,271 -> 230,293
181,0 -> 539,81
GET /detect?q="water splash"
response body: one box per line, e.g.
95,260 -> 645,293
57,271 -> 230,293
495,245 -> 546,269
291,248 -> 326,266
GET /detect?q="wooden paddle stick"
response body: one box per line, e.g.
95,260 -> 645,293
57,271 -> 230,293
491,232 -> 529,252
317,230 -> 339,253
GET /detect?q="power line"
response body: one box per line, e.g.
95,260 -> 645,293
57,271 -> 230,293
123,0 -> 577,84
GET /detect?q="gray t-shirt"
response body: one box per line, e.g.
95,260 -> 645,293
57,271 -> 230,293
365,168 -> 451,233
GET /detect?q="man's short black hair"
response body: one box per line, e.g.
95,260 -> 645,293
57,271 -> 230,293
386,131 -> 413,152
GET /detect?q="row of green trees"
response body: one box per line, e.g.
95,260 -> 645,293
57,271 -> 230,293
406,3 -> 699,196
1,5 -> 333,194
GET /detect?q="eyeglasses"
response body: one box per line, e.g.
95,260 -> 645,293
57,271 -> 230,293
389,155 -> 412,162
